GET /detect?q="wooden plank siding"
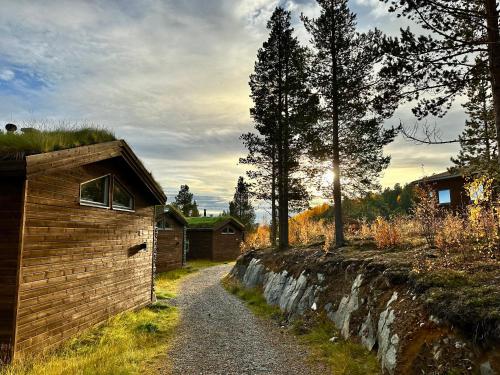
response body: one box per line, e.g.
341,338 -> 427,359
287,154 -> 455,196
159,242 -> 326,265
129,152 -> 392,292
0,177 -> 25,359
156,216 -> 184,273
186,230 -> 213,260
13,158 -> 157,356
212,223 -> 244,261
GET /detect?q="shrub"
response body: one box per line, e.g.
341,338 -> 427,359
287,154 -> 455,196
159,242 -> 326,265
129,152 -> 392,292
241,224 -> 271,252
414,184 -> 441,248
435,212 -> 466,253
371,217 -> 401,249
465,176 -> 499,257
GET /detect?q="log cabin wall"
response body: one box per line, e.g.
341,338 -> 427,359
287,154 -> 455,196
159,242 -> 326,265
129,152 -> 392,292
212,224 -> 244,261
428,176 -> 468,211
0,177 -> 25,361
186,230 -> 213,260
14,158 -> 156,356
156,216 -> 184,272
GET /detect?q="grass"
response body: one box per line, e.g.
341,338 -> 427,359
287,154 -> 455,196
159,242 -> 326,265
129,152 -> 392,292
1,260 -> 224,375
186,216 -> 243,229
222,277 -> 380,375
0,126 -> 116,157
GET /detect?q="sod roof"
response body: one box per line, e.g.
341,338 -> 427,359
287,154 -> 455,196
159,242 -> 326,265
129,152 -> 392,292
0,127 -> 116,159
186,216 -> 244,230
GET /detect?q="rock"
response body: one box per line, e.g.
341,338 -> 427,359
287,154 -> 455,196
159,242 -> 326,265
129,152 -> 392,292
242,258 -> 265,288
263,271 -> 289,306
311,302 -> 317,311
480,361 -> 496,375
359,312 -> 377,351
331,274 -> 363,338
296,285 -> 316,315
377,291 -> 399,375
283,272 -> 308,314
317,273 -> 325,283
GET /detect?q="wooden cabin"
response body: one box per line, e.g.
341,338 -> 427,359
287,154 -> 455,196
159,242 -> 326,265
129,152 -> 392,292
155,206 -> 188,273
413,171 -> 468,210
0,140 -> 166,361
186,217 -> 245,261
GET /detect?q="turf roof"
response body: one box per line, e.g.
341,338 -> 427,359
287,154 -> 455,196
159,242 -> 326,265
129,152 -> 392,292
186,216 -> 243,229
0,126 -> 116,158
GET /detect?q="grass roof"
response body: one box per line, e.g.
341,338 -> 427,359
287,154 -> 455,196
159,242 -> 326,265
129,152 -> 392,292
186,216 -> 235,229
0,126 -> 116,158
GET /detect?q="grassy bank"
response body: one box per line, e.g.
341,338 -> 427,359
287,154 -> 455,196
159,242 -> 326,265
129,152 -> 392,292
222,276 -> 380,375
1,260 -> 223,375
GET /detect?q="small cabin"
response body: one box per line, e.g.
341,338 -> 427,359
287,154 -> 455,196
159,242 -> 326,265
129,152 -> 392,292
186,217 -> 245,261
0,140 -> 166,361
413,171 -> 468,210
155,206 -> 188,272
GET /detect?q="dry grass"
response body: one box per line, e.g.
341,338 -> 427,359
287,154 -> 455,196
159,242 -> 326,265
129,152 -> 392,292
0,125 -> 115,157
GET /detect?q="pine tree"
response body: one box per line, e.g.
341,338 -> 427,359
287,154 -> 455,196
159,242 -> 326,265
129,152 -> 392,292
191,200 -> 200,217
173,185 -> 194,216
246,7 -> 319,250
228,176 -> 256,229
303,0 -> 396,248
379,0 -> 500,168
452,59 -> 498,178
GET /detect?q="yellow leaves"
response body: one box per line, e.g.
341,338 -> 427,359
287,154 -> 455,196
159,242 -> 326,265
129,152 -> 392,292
371,217 -> 402,249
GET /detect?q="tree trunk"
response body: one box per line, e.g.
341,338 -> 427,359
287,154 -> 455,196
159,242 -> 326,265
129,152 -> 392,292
282,73 -> 290,250
485,0 -> 500,167
277,30 -> 287,251
271,146 -> 277,247
330,0 -> 344,248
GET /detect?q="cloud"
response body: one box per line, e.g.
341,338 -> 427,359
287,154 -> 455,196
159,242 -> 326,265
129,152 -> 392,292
0,0 -> 466,217
0,69 -> 14,81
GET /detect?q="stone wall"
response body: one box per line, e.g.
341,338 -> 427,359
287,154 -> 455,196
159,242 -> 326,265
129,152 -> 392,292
230,250 -> 499,375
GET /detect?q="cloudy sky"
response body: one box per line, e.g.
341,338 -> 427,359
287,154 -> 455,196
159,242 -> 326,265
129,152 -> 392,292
0,0 -> 463,219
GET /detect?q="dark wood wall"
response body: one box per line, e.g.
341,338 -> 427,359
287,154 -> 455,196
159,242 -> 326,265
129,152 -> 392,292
212,224 -> 244,261
0,177 -> 24,361
156,216 -> 184,273
186,230 -> 213,260
429,176 -> 468,210
14,158 -> 156,356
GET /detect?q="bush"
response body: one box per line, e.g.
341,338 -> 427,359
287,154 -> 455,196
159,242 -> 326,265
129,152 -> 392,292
241,224 -> 271,252
371,217 -> 401,249
414,184 -> 441,248
435,212 -> 466,253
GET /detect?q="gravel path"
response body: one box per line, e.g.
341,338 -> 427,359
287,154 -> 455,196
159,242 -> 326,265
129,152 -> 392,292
164,264 -> 326,375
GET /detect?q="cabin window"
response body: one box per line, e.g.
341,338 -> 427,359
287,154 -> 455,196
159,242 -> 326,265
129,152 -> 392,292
80,175 -> 110,207
112,178 -> 134,211
438,189 -> 451,205
156,217 -> 171,230
222,226 -> 235,235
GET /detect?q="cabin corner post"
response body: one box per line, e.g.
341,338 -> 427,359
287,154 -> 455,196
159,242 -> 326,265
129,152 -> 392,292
11,177 -> 28,361
151,206 -> 158,303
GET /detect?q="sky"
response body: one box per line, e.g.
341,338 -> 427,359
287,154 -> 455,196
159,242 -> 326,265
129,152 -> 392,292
0,0 -> 463,220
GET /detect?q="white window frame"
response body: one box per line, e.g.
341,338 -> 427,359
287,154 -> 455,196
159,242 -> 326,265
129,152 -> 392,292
79,174 -> 111,209
112,177 -> 135,212
221,226 -> 235,235
438,189 -> 451,205
156,217 -> 173,231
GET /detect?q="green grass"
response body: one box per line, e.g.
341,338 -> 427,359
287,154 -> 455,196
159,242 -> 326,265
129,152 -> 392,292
186,216 -> 231,228
0,126 -> 116,156
222,277 -> 380,375
1,260 -> 224,375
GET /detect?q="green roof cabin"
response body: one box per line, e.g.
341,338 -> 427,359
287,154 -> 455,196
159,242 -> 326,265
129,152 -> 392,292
0,127 -> 166,362
186,216 -> 245,261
